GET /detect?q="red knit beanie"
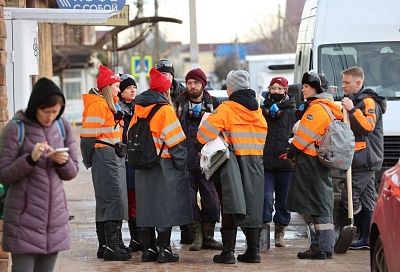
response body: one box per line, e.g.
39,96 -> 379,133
97,64 -> 121,90
269,76 -> 289,88
185,68 -> 207,88
149,68 -> 172,92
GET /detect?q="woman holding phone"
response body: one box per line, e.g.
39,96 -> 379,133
0,78 -> 79,272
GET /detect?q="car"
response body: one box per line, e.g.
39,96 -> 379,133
370,159 -> 400,272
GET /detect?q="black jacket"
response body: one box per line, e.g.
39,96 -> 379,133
262,94 -> 296,170
349,87 -> 386,170
176,90 -> 221,170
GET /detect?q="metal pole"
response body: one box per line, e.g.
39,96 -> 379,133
154,0 -> 160,62
189,0 -> 199,68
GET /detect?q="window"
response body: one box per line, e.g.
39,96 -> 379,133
63,69 -> 83,100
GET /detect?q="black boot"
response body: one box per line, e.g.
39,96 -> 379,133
213,229 -> 237,264
297,247 -> 331,260
237,228 -> 261,263
180,224 -> 193,244
189,220 -> 203,251
103,221 -> 132,261
96,222 -> 106,259
128,218 -> 144,252
141,227 -> 158,262
118,221 -> 132,254
350,209 -> 371,250
202,222 -> 222,250
157,228 -> 179,263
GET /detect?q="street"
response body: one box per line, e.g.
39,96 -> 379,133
55,127 -> 370,271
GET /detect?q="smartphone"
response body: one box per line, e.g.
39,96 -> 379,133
54,147 -> 69,153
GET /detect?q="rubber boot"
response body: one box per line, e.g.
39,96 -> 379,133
96,222 -> 106,259
202,222 -> 222,250
141,227 -> 158,262
103,221 -> 132,261
274,223 -> 286,247
237,228 -> 261,263
128,218 -> 144,252
259,223 -> 270,252
350,209 -> 371,250
157,229 -> 179,263
189,221 -> 203,251
118,221 -> 132,254
180,224 -> 193,244
213,229 -> 237,264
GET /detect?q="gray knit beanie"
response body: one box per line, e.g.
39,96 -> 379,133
226,70 -> 251,92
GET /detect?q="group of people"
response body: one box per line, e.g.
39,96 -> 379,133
0,59 -> 385,270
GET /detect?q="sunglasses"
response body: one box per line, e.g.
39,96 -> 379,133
120,74 -> 135,81
154,59 -> 173,69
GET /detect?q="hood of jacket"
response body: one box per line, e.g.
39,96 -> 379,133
135,90 -> 170,107
223,100 -> 264,123
355,87 -> 387,114
309,92 -> 344,120
229,89 -> 259,111
82,93 -> 105,109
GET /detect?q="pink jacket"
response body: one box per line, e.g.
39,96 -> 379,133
0,112 -> 79,254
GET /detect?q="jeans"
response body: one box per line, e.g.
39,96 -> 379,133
263,170 -> 293,225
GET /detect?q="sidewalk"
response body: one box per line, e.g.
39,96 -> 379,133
55,127 -> 370,271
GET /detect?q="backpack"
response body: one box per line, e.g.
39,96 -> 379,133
127,104 -> 166,169
317,104 -> 355,170
13,118 -> 66,150
0,118 -> 66,218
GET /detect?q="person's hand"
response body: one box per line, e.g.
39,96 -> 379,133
341,97 -> 354,112
47,147 -> 69,165
31,142 -> 51,162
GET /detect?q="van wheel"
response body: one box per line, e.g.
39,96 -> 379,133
371,235 -> 388,272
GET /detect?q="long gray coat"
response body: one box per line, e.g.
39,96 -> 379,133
90,146 -> 128,221
286,153 -> 333,217
135,144 -> 193,228
0,112 -> 79,254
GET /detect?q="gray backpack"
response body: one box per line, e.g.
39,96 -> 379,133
317,104 -> 355,170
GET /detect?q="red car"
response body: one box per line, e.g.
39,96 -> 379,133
370,159 -> 400,272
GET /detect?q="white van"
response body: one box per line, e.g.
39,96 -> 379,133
294,0 -> 400,173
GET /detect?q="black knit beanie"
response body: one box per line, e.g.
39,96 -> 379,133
119,74 -> 137,96
25,77 -> 66,121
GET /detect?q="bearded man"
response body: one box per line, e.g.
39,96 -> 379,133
175,68 -> 222,251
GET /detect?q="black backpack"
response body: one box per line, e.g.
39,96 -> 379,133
127,103 -> 166,169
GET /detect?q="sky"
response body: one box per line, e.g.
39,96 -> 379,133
130,0 -> 286,44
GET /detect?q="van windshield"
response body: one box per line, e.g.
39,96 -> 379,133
318,42 -> 400,101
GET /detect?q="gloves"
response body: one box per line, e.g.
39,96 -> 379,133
269,103 -> 280,118
114,110 -> 123,121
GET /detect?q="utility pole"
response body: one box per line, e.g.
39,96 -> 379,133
189,0 -> 199,68
137,0 -> 148,89
154,0 -> 160,62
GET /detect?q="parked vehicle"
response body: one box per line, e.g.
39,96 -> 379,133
370,159 -> 400,272
246,53 -> 295,95
294,0 -> 400,179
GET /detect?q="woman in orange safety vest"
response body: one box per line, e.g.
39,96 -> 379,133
80,65 -> 130,261
128,68 -> 192,263
284,71 -> 343,260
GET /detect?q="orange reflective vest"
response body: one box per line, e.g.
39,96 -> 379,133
128,103 -> 186,159
351,97 -> 377,151
292,99 -> 343,156
80,94 -> 122,148
197,101 -> 267,156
